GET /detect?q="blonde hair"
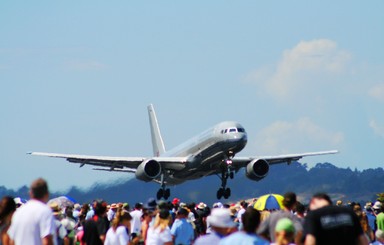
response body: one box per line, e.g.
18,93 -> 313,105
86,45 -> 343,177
153,213 -> 171,232
112,207 -> 132,231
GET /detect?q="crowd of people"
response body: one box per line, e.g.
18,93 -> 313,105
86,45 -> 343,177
0,178 -> 384,245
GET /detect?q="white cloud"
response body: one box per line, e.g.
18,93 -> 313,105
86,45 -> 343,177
64,60 -> 107,71
369,83 -> 384,102
252,117 -> 344,155
247,39 -> 351,99
369,119 -> 384,138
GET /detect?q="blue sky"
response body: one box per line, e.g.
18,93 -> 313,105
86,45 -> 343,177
1,1 -> 383,192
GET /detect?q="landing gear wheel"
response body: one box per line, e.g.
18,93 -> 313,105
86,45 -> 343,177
224,188 -> 231,199
156,189 -> 164,200
217,188 -> 224,199
229,172 -> 234,179
164,188 -> 170,200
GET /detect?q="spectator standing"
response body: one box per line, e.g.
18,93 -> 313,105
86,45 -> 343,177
303,193 -> 368,245
94,199 -> 110,241
364,202 -> 376,232
130,203 -> 143,239
50,202 -> 67,245
374,201 -> 384,232
219,207 -> 269,245
0,196 -> 16,245
194,208 -> 237,245
146,209 -> 173,245
257,192 -> 303,244
107,203 -> 118,222
7,178 -> 56,245
272,218 -> 295,245
235,201 -> 247,230
170,208 -> 194,245
140,211 -> 153,245
105,207 -> 140,245
372,229 -> 384,245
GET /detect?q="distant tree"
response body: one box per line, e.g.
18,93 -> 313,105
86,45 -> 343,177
377,193 -> 384,202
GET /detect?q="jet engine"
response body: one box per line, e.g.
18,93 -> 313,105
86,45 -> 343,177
245,159 -> 270,181
135,159 -> 162,182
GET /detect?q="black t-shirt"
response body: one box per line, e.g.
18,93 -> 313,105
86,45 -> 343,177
303,205 -> 363,245
92,215 -> 110,236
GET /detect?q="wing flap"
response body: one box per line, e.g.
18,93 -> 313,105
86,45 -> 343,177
29,152 -> 187,171
232,150 -> 339,167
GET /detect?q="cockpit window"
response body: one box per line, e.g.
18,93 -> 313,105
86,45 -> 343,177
221,127 -> 245,134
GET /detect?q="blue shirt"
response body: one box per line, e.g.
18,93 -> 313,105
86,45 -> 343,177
194,231 -> 224,245
219,231 -> 270,245
170,218 -> 194,245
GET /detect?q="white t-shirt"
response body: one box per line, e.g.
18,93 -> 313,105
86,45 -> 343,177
8,199 -> 56,245
146,226 -> 172,245
105,226 -> 130,245
130,209 -> 143,234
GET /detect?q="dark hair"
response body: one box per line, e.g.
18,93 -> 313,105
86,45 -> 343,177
0,196 -> 16,221
240,200 -> 248,208
295,202 -> 305,214
312,193 -> 332,205
135,203 -> 143,210
30,178 -> 49,199
242,207 -> 261,233
93,199 -> 107,216
282,192 -> 297,209
159,209 -> 170,219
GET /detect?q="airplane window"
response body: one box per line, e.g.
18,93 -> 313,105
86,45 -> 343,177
237,128 -> 245,133
229,128 -> 237,133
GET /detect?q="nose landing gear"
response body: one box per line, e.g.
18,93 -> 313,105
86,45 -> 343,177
156,173 -> 170,200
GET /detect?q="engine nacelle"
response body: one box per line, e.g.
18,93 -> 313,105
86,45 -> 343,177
245,159 -> 270,181
135,159 -> 162,182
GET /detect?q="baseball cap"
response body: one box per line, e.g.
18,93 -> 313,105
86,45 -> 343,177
275,218 -> 295,233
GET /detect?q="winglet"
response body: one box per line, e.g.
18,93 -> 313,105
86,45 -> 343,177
147,104 -> 166,157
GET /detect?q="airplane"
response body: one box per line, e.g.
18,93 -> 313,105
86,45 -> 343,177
29,104 -> 338,200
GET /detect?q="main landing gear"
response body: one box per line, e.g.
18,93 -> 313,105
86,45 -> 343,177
217,155 -> 235,200
157,187 -> 170,200
156,173 -> 171,200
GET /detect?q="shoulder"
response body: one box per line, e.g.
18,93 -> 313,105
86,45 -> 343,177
116,226 -> 128,234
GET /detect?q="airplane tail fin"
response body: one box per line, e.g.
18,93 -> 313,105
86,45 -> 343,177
148,104 -> 166,157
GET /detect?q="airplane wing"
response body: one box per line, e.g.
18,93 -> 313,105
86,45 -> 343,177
231,150 -> 339,169
28,152 -> 188,171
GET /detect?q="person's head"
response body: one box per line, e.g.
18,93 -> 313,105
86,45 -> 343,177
275,218 -> 295,245
112,207 -> 132,230
49,202 -> 62,218
141,210 -> 153,223
242,207 -> 261,233
145,198 -> 157,211
29,178 -> 49,202
154,209 -> 171,231
93,199 -> 108,216
0,196 -> 16,222
309,193 -> 332,211
135,202 -> 143,210
295,202 -> 305,216
240,200 -> 247,209
176,208 -> 189,218
282,192 -> 297,210
208,208 -> 237,236
373,201 -> 383,213
376,229 -> 384,243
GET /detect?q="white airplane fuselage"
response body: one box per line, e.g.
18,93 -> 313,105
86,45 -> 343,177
160,121 -> 247,185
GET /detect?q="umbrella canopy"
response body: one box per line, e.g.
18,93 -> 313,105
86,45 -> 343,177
253,194 -> 284,211
48,196 -> 75,210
